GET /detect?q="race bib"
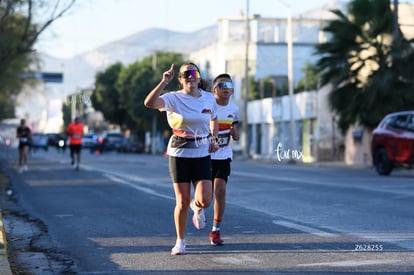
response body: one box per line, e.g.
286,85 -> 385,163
217,133 -> 230,146
20,137 -> 28,143
73,134 -> 81,139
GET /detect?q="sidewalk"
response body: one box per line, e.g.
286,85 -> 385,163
0,160 -> 13,274
238,154 -> 373,170
0,211 -> 12,275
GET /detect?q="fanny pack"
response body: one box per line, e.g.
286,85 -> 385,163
170,135 -> 209,148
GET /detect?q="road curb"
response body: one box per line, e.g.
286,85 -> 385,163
0,170 -> 13,275
0,211 -> 13,275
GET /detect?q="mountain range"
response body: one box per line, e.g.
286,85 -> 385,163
38,1 -> 356,95
40,25 -> 218,94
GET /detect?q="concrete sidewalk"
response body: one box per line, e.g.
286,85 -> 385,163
0,162 -> 13,274
0,211 -> 13,275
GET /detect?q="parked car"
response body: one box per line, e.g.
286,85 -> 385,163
371,110 -> 414,175
46,133 -> 59,147
119,137 -> 144,153
46,133 -> 67,150
91,133 -> 125,153
31,133 -> 49,151
82,133 -> 98,149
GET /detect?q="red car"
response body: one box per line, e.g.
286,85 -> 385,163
371,110 -> 414,175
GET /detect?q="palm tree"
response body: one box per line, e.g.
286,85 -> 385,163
315,0 -> 414,133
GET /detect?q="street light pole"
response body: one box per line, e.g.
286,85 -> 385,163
151,52 -> 157,155
242,0 -> 250,159
278,0 -> 295,161
287,7 -> 295,161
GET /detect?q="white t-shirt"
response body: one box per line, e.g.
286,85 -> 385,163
160,89 -> 217,158
210,102 -> 239,160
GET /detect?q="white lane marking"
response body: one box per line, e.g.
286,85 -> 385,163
272,220 -> 336,237
273,220 -> 414,250
81,164 -> 170,188
104,174 -> 174,201
54,160 -> 414,251
232,170 -> 414,198
212,255 -> 261,265
298,259 -> 400,267
55,214 -> 73,218
353,233 -> 414,251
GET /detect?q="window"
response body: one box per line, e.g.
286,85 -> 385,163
388,115 -> 409,130
406,115 -> 414,132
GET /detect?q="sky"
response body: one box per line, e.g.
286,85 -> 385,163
35,0 -> 346,59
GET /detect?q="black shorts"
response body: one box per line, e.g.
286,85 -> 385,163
212,158 -> 232,182
169,155 -> 212,183
18,142 -> 30,149
70,144 -> 82,154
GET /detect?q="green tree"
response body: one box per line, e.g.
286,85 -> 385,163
117,52 -> 184,132
248,76 -> 260,100
0,0 -> 75,119
314,0 -> 414,133
61,99 -> 71,130
91,62 -> 130,127
62,91 -> 89,131
297,62 -> 319,92
90,52 -> 186,136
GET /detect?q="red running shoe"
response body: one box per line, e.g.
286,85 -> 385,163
209,230 -> 224,246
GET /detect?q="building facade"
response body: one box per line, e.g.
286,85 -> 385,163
189,1 -> 414,164
189,2 -> 344,162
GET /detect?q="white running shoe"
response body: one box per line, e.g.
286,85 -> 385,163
190,199 -> 206,230
170,239 -> 186,255
23,165 -> 28,171
19,166 -> 24,173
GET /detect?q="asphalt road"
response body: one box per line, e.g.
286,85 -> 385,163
0,148 -> 413,274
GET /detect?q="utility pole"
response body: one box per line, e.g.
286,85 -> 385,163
242,0 -> 250,159
392,0 -> 400,45
71,94 -> 77,120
